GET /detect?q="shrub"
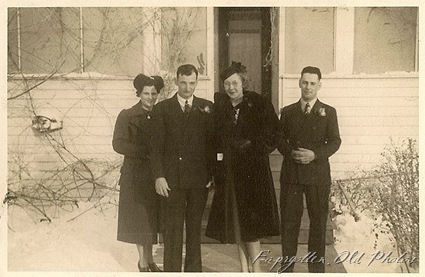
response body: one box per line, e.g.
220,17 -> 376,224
330,138 -> 419,272
370,138 -> 419,272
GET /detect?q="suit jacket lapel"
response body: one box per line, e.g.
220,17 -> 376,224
294,100 -> 305,137
310,99 -> 324,125
165,94 -> 187,141
185,96 -> 204,130
169,93 -> 184,116
191,96 -> 201,115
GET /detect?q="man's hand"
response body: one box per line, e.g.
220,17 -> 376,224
155,177 -> 170,197
291,148 -> 315,164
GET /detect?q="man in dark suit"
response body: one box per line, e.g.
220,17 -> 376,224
150,64 -> 214,272
278,66 -> 341,273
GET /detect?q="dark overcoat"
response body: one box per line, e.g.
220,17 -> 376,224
205,91 -> 280,243
112,101 -> 159,243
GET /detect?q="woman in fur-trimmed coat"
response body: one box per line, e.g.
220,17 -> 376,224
205,62 -> 280,273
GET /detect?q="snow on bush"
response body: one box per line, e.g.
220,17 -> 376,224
330,138 -> 419,273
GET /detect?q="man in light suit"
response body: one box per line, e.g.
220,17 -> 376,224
278,66 -> 341,273
150,64 -> 214,272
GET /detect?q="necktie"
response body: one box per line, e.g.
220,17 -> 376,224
304,102 -> 311,114
184,100 -> 191,114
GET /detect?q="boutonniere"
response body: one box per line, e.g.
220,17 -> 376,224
198,105 -> 211,114
315,107 -> 326,117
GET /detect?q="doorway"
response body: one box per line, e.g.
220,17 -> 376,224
217,7 -> 272,100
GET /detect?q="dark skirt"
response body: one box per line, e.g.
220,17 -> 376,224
117,172 -> 160,244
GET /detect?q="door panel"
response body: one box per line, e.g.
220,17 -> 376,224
218,8 -> 271,98
228,32 -> 262,92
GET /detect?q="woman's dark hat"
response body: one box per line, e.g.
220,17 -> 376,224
220,61 -> 247,80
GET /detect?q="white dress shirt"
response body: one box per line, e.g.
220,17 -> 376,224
177,93 -> 194,112
300,97 -> 318,113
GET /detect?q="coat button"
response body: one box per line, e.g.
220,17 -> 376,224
179,157 -> 182,161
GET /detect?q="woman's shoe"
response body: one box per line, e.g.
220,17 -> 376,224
138,261 -> 149,272
148,263 -> 162,272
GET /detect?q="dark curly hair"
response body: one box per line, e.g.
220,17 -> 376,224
133,74 -> 165,96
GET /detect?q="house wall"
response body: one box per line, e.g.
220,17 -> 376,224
8,73 -> 418,186
7,7 -> 419,186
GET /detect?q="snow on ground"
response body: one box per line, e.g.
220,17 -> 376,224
7,203 -> 146,272
5,202 -> 419,274
333,212 -> 419,273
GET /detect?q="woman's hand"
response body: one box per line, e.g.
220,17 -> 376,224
155,177 -> 170,197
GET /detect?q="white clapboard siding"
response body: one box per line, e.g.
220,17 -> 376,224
7,77 -> 211,185
280,75 -> 419,180
8,75 -> 418,184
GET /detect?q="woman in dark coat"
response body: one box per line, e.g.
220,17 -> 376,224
112,74 -> 164,272
205,62 -> 280,272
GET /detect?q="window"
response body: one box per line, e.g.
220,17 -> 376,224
8,8 -> 80,74
82,8 -> 146,76
160,7 -> 208,75
354,7 -> 418,74
7,7 -> 208,76
285,7 -> 335,74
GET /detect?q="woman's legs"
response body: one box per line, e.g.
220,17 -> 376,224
246,240 -> 261,272
236,240 -> 261,273
136,241 -> 154,267
229,174 -> 262,272
236,242 -> 250,272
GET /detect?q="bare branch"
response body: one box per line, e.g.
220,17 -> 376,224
7,61 -> 65,100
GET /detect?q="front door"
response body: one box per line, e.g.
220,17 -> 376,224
217,7 -> 272,100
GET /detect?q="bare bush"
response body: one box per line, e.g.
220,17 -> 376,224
7,132 -> 122,222
330,138 -> 419,272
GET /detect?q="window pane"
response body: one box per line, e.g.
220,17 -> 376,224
8,8 -> 19,73
285,8 -> 335,74
19,8 -> 81,74
161,8 -> 208,75
83,8 -> 146,76
354,7 -> 417,74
